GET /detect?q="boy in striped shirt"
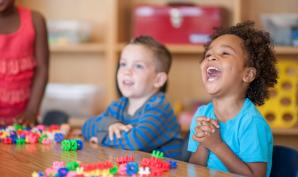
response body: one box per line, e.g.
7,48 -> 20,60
82,36 -> 182,158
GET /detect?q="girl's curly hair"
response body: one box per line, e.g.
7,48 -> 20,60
204,21 -> 278,105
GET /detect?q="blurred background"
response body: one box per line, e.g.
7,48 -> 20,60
17,0 -> 298,149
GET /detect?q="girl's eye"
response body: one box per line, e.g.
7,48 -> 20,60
204,54 -> 211,59
222,52 -> 230,55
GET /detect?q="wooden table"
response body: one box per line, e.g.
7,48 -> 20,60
0,143 -> 237,177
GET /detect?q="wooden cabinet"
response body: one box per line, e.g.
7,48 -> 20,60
18,0 -> 298,148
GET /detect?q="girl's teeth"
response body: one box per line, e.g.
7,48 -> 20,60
207,66 -> 221,81
207,66 -> 220,73
208,77 -> 216,82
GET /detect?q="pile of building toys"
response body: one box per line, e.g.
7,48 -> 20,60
32,150 -> 177,177
0,124 -> 68,144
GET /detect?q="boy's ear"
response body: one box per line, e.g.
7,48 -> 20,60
154,72 -> 168,88
243,67 -> 256,83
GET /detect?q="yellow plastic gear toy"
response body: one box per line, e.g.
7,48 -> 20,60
258,60 -> 298,128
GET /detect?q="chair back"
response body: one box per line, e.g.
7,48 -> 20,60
270,145 -> 298,177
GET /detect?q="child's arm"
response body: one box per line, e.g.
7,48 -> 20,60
17,11 -> 49,125
81,101 -> 124,142
198,120 -> 267,177
99,104 -> 178,151
211,142 -> 267,177
87,122 -> 133,144
189,145 -> 209,166
108,122 -> 133,140
81,114 -> 120,142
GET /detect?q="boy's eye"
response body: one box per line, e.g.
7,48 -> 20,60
119,62 -> 126,67
222,52 -> 230,55
135,64 -> 144,69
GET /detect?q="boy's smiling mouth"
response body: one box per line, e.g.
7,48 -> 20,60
123,80 -> 134,87
207,66 -> 222,82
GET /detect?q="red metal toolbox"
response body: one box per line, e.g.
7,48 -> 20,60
132,4 -> 222,44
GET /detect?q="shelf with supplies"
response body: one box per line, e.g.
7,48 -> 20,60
50,43 -> 106,53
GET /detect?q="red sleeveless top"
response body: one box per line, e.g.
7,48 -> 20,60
0,7 -> 36,124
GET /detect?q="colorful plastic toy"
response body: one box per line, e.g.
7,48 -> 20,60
61,139 -> 83,151
0,124 -> 66,145
168,160 -> 177,169
151,150 -> 164,158
116,155 -> 134,165
33,154 -> 175,177
126,162 -> 139,176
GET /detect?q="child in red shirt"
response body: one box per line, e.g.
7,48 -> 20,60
0,0 -> 49,125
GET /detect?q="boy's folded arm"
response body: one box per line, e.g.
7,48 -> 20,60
98,114 -> 121,131
81,106 -> 121,140
102,109 -> 173,150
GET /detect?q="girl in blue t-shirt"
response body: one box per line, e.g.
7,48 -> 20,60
188,21 -> 277,177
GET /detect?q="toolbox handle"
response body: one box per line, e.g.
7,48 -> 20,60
167,2 -> 196,7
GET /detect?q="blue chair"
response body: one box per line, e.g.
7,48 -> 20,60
42,110 -> 69,125
270,145 -> 298,177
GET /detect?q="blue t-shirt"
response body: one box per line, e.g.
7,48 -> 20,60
188,98 -> 273,177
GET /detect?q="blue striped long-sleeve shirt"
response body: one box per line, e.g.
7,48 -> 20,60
82,92 -> 182,158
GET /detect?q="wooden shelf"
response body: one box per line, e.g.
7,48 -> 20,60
117,43 -> 125,52
272,127 -> 298,136
117,43 -> 205,54
167,44 -> 205,54
50,43 -> 106,53
169,45 -> 298,56
275,46 -> 298,55
118,44 -> 298,56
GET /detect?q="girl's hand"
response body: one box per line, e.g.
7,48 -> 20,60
192,117 -> 215,142
196,117 -> 219,131
108,123 -> 133,140
192,117 -> 219,139
15,110 -> 38,126
192,117 -> 222,150
200,124 -> 223,151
